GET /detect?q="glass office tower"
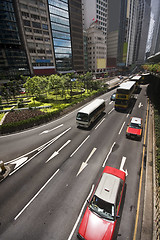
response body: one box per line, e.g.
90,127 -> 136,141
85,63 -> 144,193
48,0 -> 72,72
0,0 -> 29,79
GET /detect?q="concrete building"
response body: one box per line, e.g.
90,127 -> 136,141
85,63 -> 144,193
0,0 -> 29,80
82,0 -> 108,36
1,0 -> 84,78
133,0 -> 151,64
82,0 -> 108,74
107,0 -> 127,68
126,0 -> 139,66
149,0 -> 160,55
68,0 -> 84,73
15,0 -> 56,76
126,0 -> 151,66
87,21 -> 107,74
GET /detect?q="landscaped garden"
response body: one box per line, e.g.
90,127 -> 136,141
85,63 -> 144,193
0,72 -> 108,134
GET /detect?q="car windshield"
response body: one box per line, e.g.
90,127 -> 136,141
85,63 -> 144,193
130,122 -> 141,129
76,112 -> 89,122
89,195 -> 115,221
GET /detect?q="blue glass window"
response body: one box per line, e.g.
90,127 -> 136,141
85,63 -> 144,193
52,31 -> 70,40
51,22 -> 70,33
49,5 -> 69,18
48,0 -> 68,11
53,39 -> 71,48
55,47 -> 71,54
50,15 -> 69,26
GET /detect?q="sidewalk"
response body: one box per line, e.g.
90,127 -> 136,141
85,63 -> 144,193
141,104 -> 156,240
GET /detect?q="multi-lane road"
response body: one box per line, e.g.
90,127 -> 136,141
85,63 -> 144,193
0,82 -> 149,240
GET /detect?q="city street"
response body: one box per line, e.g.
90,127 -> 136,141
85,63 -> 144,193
0,84 -> 149,240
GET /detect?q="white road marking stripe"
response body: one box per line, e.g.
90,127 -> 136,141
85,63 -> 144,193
67,184 -> 94,240
108,108 -> 114,114
119,122 -> 125,134
14,169 -> 60,220
70,135 -> 90,157
102,142 -> 116,167
95,118 -> 105,129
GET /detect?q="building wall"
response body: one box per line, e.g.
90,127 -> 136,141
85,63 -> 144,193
0,0 -> 29,79
48,0 -> 72,72
126,0 -> 139,66
134,0 -> 151,64
82,0 -> 108,36
15,0 -> 55,75
87,21 -> 107,73
126,0 -> 151,66
69,0 -> 84,73
82,0 -> 96,31
149,0 -> 160,55
107,0 -> 127,67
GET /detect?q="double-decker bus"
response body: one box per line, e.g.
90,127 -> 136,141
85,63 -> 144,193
115,81 -> 136,110
130,75 -> 141,91
76,99 -> 105,128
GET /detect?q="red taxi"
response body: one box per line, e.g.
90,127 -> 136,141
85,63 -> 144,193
78,166 -> 126,240
126,117 -> 143,140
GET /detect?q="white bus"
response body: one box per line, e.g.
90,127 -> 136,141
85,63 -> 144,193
76,99 -> 105,128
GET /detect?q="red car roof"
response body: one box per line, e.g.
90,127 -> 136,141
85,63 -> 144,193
103,166 -> 126,181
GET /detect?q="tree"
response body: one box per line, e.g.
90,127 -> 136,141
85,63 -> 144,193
0,86 -> 9,103
84,72 -> 92,92
24,76 -> 41,100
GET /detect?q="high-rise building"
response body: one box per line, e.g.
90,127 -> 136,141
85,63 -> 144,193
107,0 -> 127,68
82,0 -> 108,75
126,0 -> 151,66
48,0 -> 84,74
133,0 -> 151,64
15,0 -> 56,76
87,21 -> 107,74
0,0 -> 29,80
0,0 -> 84,79
149,0 -> 160,55
82,0 -> 108,36
69,0 -> 84,73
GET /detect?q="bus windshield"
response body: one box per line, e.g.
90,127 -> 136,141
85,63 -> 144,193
76,112 -> 89,122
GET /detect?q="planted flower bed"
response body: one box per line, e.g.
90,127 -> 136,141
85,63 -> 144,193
3,109 -> 46,124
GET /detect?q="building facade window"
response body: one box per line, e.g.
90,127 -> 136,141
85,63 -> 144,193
48,0 -> 72,71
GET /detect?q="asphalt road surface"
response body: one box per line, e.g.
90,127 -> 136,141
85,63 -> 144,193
0,83 -> 148,240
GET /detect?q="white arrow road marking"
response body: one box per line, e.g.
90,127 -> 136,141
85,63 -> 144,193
46,140 -> 71,163
38,127 -> 71,151
39,124 -> 63,135
77,147 -> 97,176
138,102 -> 143,108
8,128 -> 71,175
10,157 -> 29,170
120,156 -> 128,176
